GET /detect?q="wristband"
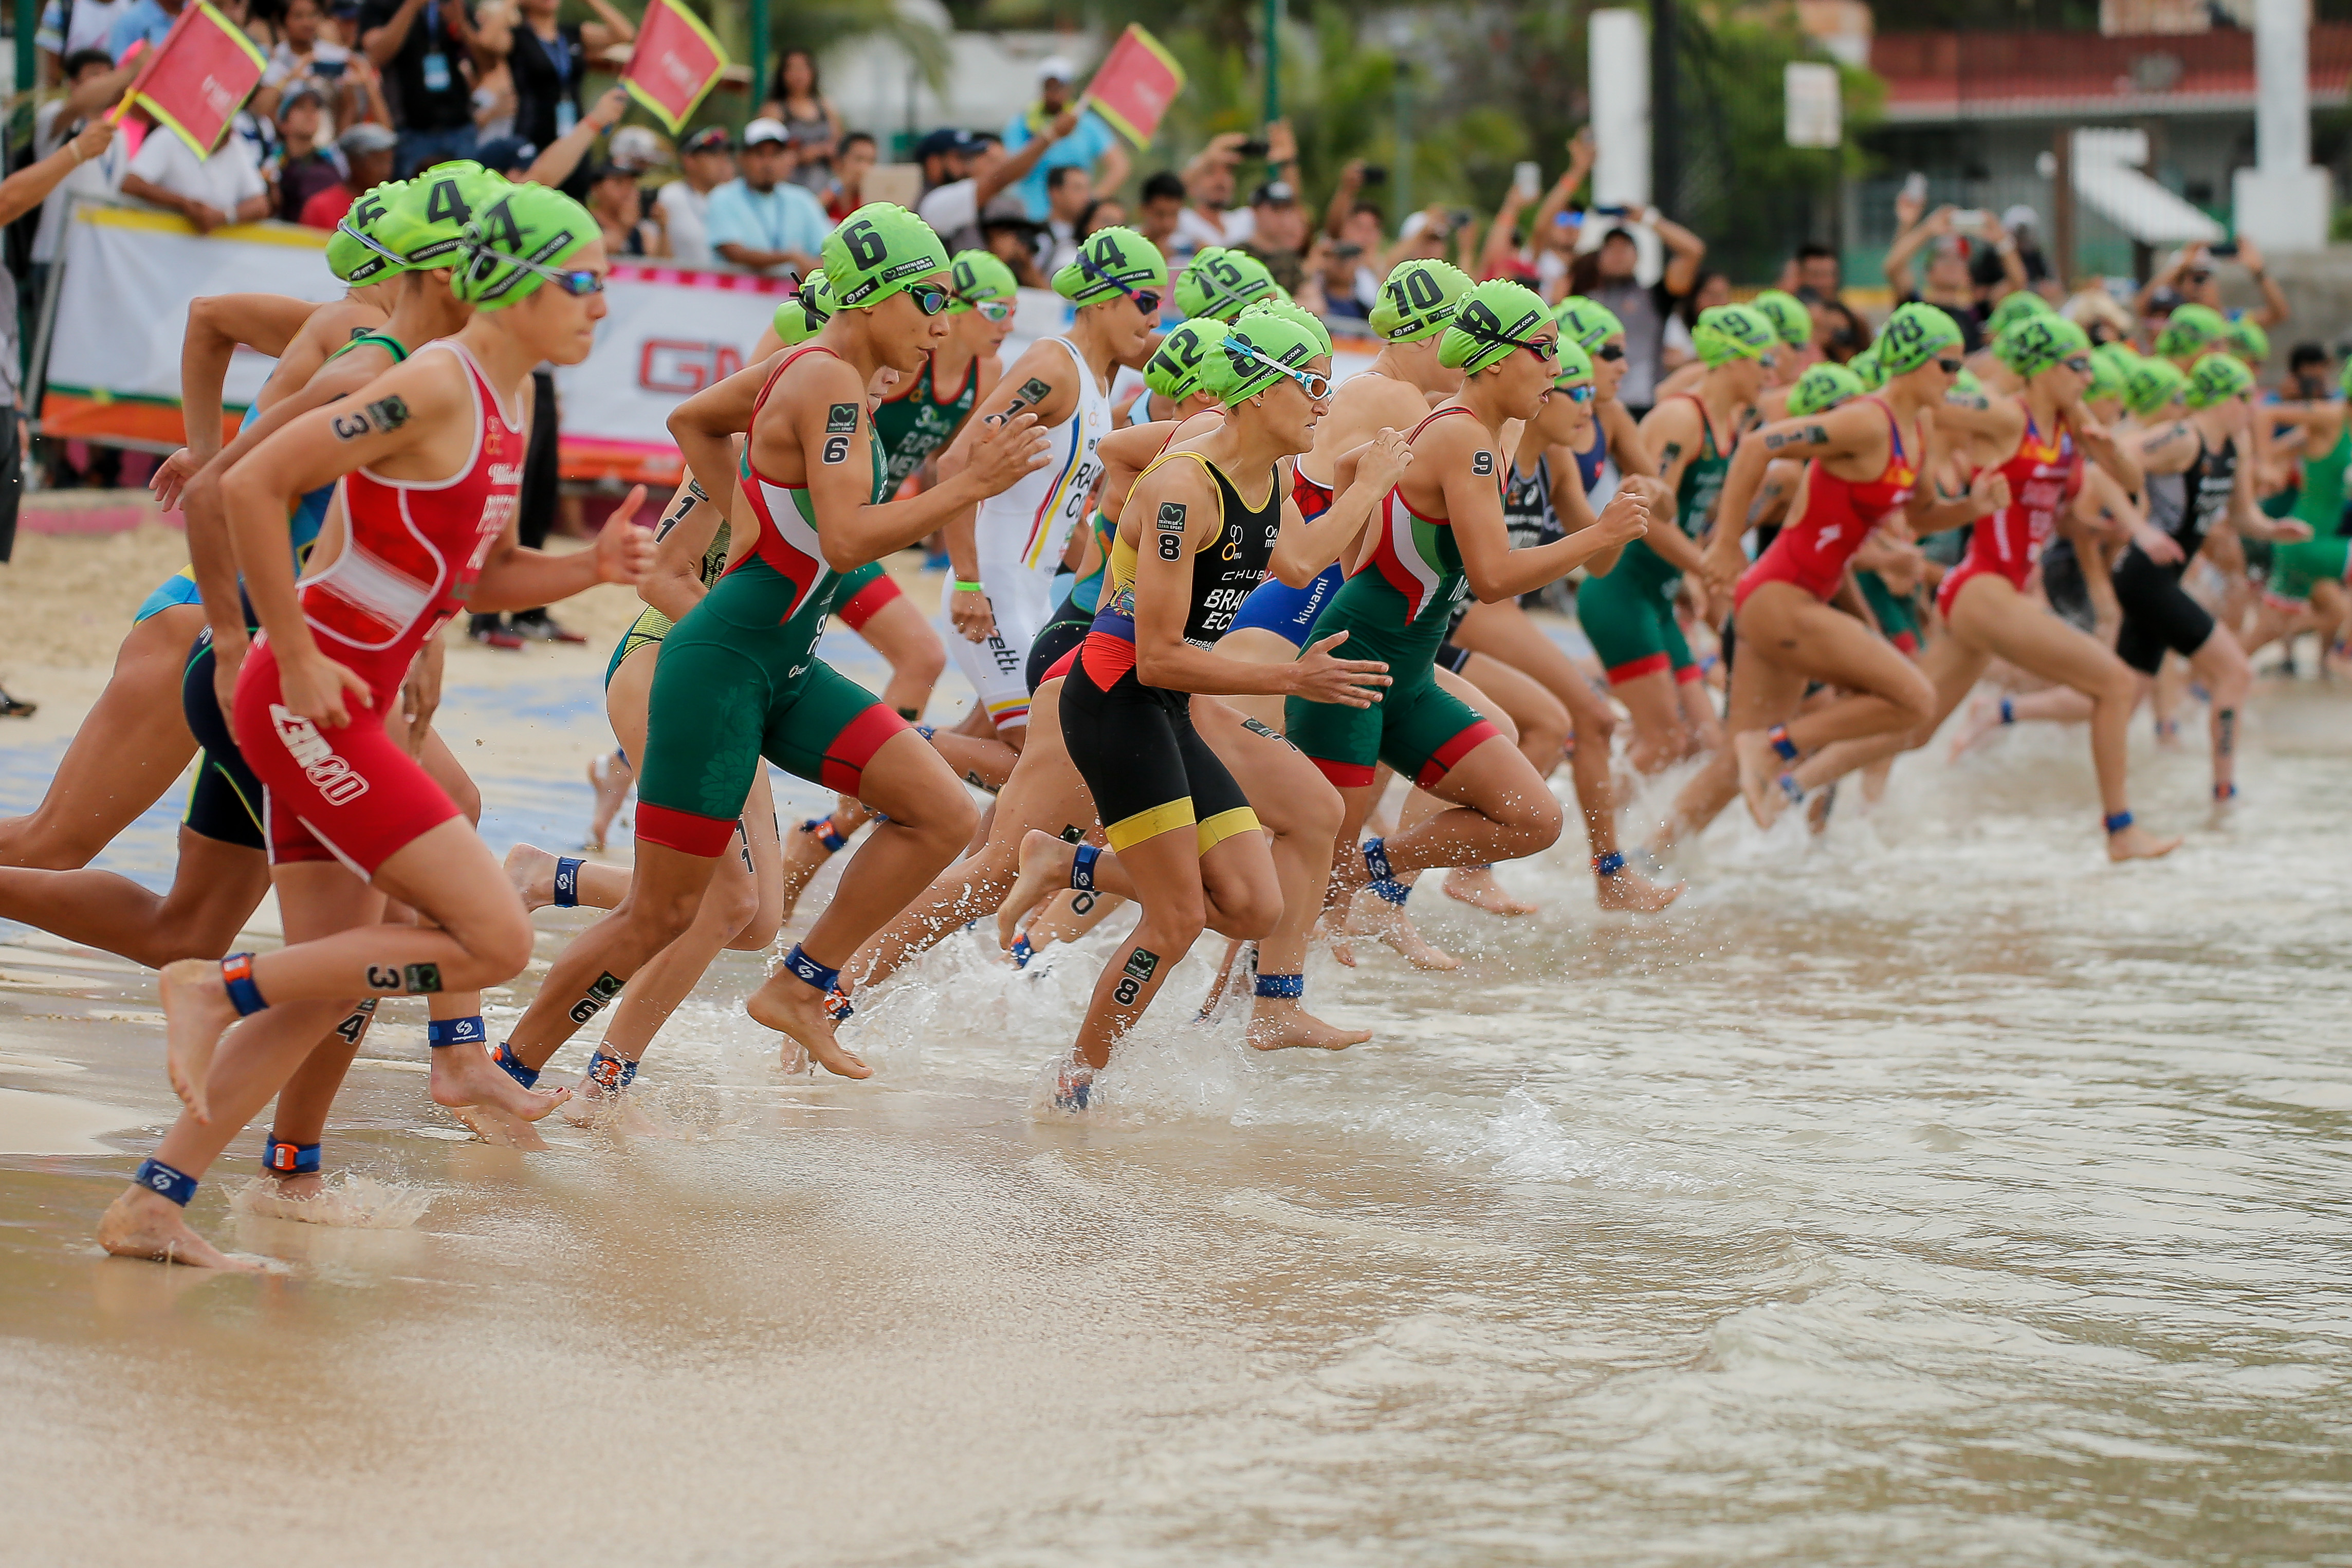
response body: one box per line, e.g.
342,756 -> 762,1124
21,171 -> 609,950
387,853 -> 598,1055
952,580 -> 986,594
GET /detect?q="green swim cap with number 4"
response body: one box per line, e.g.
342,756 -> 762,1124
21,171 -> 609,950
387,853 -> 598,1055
327,180 -> 407,283
1207,309 -> 1329,405
2154,302 -> 2228,360
1993,312 -> 2090,379
1053,225 -> 1168,308
946,249 -> 1018,312
454,182 -> 598,309
1747,289 -> 1813,348
1788,361 -> 1865,417
1554,295 -> 1626,353
1875,301 -> 1964,377
1440,280 -> 1553,374
1143,318 -> 1220,402
773,270 -> 834,346
825,204 -> 950,309
1175,246 -> 1277,322
370,164 -> 503,274
1692,303 -> 1775,367
1984,289 -> 2052,338
2184,351 -> 2252,410
1369,258 -> 1470,343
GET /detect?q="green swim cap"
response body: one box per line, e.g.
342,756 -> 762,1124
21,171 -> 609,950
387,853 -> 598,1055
1053,224 -> 1167,307
1787,361 -> 1864,417
1239,296 -> 1333,358
1984,289 -> 2052,338
1440,279 -> 1552,374
1993,312 -> 2091,379
1691,303 -> 1776,367
1206,309 -> 1329,406
1368,257 -> 1470,343
1876,301 -> 1964,377
2224,314 -> 2269,364
945,249 -> 1017,312
824,204 -> 950,309
1553,295 -> 1625,354
370,165 -> 500,273
1747,289 -> 1813,349
2085,349 -> 2127,404
327,180 -> 407,283
1143,318 -> 1220,403
2184,351 -> 2253,410
1848,346 -> 1885,391
1175,247 -> 1278,322
453,182 -> 597,309
2153,302 -> 2228,361
2122,356 -> 2188,418
773,270 -> 834,346
1550,335 -> 1594,389
1949,365 -> 1984,402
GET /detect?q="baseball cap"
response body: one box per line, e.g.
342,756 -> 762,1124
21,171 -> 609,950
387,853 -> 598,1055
278,81 -> 323,112
681,126 -> 732,155
608,125 -> 664,172
474,136 -> 535,175
743,118 -> 791,149
1251,180 -> 1297,208
338,122 -> 397,158
1036,54 -> 1076,83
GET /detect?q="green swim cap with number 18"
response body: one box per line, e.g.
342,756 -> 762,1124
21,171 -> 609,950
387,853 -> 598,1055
1369,259 -> 1470,343
1875,301 -> 1964,377
825,204 -> 950,309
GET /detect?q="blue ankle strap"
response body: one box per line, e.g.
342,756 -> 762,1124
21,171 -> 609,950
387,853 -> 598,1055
802,817 -> 850,853
1592,850 -> 1625,877
262,1136 -> 321,1175
1369,878 -> 1410,906
552,857 -> 583,907
135,1157 -> 197,1207
426,1014 -> 485,1049
491,1041 -> 540,1089
1362,837 -> 1394,884
1998,697 -> 2015,724
2103,810 -> 2134,835
584,1048 -> 638,1092
782,944 -> 840,995
1071,844 -> 1099,892
1253,973 -> 1304,999
1009,934 -> 1034,969
1767,725 -> 1799,762
220,953 -> 267,1017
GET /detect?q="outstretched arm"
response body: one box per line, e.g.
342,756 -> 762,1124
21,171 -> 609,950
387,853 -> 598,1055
1269,431 -> 1411,585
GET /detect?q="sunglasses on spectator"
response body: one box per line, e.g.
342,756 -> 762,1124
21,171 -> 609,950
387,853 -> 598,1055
1223,337 -> 1333,401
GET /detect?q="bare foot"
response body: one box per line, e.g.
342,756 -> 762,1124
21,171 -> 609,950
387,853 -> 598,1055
1313,908 -> 1358,968
1351,892 -> 1458,971
2106,823 -> 2183,862
1731,729 -> 1789,829
503,842 -> 558,911
1593,865 -> 1683,912
1442,866 -> 1539,916
428,1041 -> 572,1122
1945,693 -> 2008,761
585,750 -> 632,852
1805,781 -> 1838,836
998,829 -> 1075,953
561,1080 -> 669,1134
1247,999 -> 1370,1052
746,973 -> 871,1078
97,1186 -> 258,1269
447,1102 -> 552,1150
159,958 -> 237,1123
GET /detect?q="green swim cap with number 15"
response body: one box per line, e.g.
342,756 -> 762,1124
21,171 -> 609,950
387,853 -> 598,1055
824,204 -> 950,309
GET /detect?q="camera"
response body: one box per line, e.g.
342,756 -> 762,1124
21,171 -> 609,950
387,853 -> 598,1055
1359,164 -> 1388,185
1236,139 -> 1271,160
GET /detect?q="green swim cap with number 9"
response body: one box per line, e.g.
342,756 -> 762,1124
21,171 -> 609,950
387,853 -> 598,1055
327,180 -> 407,283
1440,279 -> 1552,374
2154,302 -> 2228,360
824,204 -> 950,309
946,249 -> 1017,311
1747,289 -> 1813,348
1368,258 -> 1470,343
1143,318 -> 1221,402
453,182 -> 597,309
2122,356 -> 2187,418
1875,301 -> 1964,377
1052,224 -> 1168,307
1787,361 -> 1865,417
1175,246 -> 1277,322
1985,289 -> 2052,337
1554,295 -> 1626,353
1692,303 -> 1775,367
1206,309 -> 1329,405
2184,351 -> 2253,410
1993,312 -> 2090,379
773,270 -> 834,346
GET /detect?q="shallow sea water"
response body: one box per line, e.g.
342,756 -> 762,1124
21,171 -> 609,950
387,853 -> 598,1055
1,640 -> 2348,1566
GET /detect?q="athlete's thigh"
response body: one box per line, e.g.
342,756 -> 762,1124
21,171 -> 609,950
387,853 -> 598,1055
270,856 -> 389,943
1742,585 -> 1930,709
1191,696 -> 1333,836
1381,667 -> 1504,786
1415,727 -> 1547,813
604,640 -> 659,765
759,660 -> 913,804
1964,585 -> 2126,698
413,725 -> 481,825
1456,651 -> 1566,741
1173,707 -> 1259,854
997,702 -> 1099,842
639,634 -> 771,824
1456,600 -> 1603,714
1614,667 -> 1684,737
1720,623 -> 1814,733
851,589 -> 942,667
370,816 -> 521,940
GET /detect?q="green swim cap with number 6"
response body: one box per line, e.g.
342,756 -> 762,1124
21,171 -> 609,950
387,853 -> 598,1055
2122,356 -> 2187,418
1175,246 -> 1277,322
2154,302 -> 2228,360
1993,312 -> 2090,379
2184,351 -> 2252,410
773,271 -> 834,346
1692,303 -> 1775,367
1875,301 -> 1964,377
1554,295 -> 1626,353
1985,289 -> 2051,338
453,182 -> 597,309
1787,361 -> 1865,417
327,180 -> 407,283
1143,318 -> 1220,402
1053,225 -> 1168,307
825,204 -> 950,309
1206,309 -> 1328,405
947,249 -> 1017,311
1368,258 -> 1469,342
1440,279 -> 1552,374
1747,289 -> 1813,348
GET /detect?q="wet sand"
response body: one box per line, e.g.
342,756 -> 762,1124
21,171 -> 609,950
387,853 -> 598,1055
4,531 -> 2351,1564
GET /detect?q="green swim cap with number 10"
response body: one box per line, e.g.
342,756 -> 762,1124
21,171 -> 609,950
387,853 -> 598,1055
825,204 -> 950,309
1369,259 -> 1470,343
454,182 -> 598,309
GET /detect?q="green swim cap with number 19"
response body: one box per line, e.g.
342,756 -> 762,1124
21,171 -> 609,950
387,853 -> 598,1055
1369,258 -> 1470,343
453,182 -> 598,309
824,204 -> 950,309
1692,304 -> 1775,367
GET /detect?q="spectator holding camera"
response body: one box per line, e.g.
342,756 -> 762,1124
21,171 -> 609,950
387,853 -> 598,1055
1882,190 -> 2024,352
1565,200 -> 1705,416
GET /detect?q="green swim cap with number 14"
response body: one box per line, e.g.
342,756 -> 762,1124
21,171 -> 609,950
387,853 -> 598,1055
824,204 -> 950,309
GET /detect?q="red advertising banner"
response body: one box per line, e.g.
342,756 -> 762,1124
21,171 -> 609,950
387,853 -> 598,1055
620,0 -> 729,136
128,1 -> 268,156
1081,24 -> 1186,149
